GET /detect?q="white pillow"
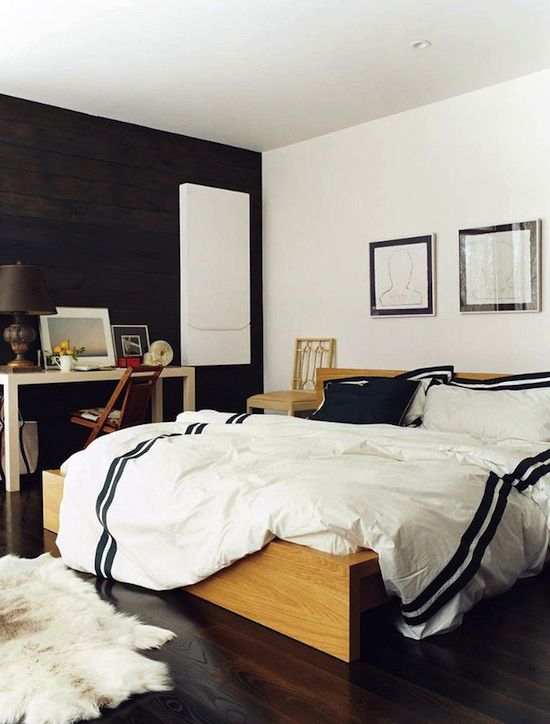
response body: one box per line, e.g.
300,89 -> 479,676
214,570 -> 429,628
423,384 -> 550,441
400,367 -> 454,425
397,378 -> 429,425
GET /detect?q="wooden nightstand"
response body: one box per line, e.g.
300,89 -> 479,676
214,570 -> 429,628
246,390 -> 317,416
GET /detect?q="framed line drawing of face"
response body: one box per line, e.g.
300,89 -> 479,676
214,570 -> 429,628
459,220 -> 540,313
369,235 -> 435,317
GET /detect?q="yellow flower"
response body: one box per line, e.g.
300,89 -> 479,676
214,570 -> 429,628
53,345 -> 61,354
60,340 -> 69,349
66,348 -> 74,356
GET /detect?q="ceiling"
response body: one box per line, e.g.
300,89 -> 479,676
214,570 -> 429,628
2,0 -> 550,151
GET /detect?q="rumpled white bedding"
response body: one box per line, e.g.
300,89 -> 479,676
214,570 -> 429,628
58,411 -> 550,639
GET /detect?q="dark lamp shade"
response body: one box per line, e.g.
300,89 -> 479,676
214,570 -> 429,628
0,263 -> 56,315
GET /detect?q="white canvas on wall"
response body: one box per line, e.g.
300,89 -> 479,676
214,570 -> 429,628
180,183 -> 250,365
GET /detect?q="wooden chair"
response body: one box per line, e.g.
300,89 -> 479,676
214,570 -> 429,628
70,366 -> 163,448
247,338 -> 335,416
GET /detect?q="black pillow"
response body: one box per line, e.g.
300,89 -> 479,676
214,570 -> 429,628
310,378 -> 420,425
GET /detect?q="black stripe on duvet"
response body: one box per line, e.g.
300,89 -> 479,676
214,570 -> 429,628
235,413 -> 251,424
515,462 -> 550,492
95,439 -> 150,576
505,447 -> 550,491
95,435 -> 174,577
400,472 -> 501,614
226,413 -> 251,424
101,435 -> 178,578
401,445 -> 550,624
94,433 -> 182,578
402,477 -> 512,625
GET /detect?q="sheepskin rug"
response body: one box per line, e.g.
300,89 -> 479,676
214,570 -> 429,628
0,554 -> 176,724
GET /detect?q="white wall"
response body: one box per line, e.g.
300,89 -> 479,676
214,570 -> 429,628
263,68 -> 550,389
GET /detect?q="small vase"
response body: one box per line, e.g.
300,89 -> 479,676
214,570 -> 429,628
58,355 -> 73,373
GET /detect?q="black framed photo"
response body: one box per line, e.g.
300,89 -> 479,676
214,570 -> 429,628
111,325 -> 151,358
459,220 -> 540,313
369,235 -> 435,317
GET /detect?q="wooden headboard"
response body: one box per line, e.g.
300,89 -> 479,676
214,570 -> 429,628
315,368 -> 503,406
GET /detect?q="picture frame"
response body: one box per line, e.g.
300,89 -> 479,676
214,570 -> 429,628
111,325 -> 151,359
459,220 -> 540,313
40,307 -> 116,368
369,235 -> 435,317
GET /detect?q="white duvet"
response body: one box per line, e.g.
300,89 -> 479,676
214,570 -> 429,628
58,411 -> 550,639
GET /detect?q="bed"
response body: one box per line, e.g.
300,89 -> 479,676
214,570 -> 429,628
53,367 -> 550,662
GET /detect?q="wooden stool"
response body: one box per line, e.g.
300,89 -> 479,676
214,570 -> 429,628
247,338 -> 335,417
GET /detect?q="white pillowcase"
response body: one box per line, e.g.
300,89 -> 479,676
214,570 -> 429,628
422,384 -> 550,442
403,378 -> 434,426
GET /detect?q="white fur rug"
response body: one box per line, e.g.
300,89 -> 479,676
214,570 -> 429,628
0,554 -> 176,724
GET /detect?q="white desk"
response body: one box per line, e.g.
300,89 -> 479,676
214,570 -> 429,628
0,365 -> 195,493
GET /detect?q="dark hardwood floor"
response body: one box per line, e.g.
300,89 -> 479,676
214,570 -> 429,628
2,478 -> 550,723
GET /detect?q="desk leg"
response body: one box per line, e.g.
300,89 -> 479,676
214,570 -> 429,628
151,378 -> 163,422
4,379 -> 21,493
184,371 -> 196,412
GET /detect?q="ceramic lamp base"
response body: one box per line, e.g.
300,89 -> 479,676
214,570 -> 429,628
6,358 -> 35,368
3,315 -> 36,368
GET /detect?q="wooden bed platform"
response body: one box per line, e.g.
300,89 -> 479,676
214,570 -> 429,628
43,468 -> 387,662
183,540 -> 386,661
43,367 -> 501,662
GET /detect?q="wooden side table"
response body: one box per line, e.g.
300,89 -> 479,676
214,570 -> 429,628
246,390 -> 318,416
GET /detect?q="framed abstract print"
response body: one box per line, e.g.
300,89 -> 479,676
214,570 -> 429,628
111,325 -> 151,358
369,235 -> 435,317
459,220 -> 540,313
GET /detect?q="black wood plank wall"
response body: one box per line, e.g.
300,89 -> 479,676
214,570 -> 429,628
0,94 -> 263,469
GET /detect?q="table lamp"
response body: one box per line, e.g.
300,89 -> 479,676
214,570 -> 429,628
0,261 -> 56,368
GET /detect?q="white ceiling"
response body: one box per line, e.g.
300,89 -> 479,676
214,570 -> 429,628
2,0 -> 550,151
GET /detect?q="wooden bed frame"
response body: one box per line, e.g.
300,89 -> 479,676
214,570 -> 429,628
43,367 -> 502,663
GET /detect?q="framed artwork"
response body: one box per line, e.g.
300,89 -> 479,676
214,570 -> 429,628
111,325 -> 150,358
459,220 -> 540,313
40,307 -> 116,367
369,235 -> 435,317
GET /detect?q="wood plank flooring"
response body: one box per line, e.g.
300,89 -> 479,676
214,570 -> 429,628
1,478 -> 549,723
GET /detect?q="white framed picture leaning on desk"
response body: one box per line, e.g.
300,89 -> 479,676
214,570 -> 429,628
39,307 -> 116,368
